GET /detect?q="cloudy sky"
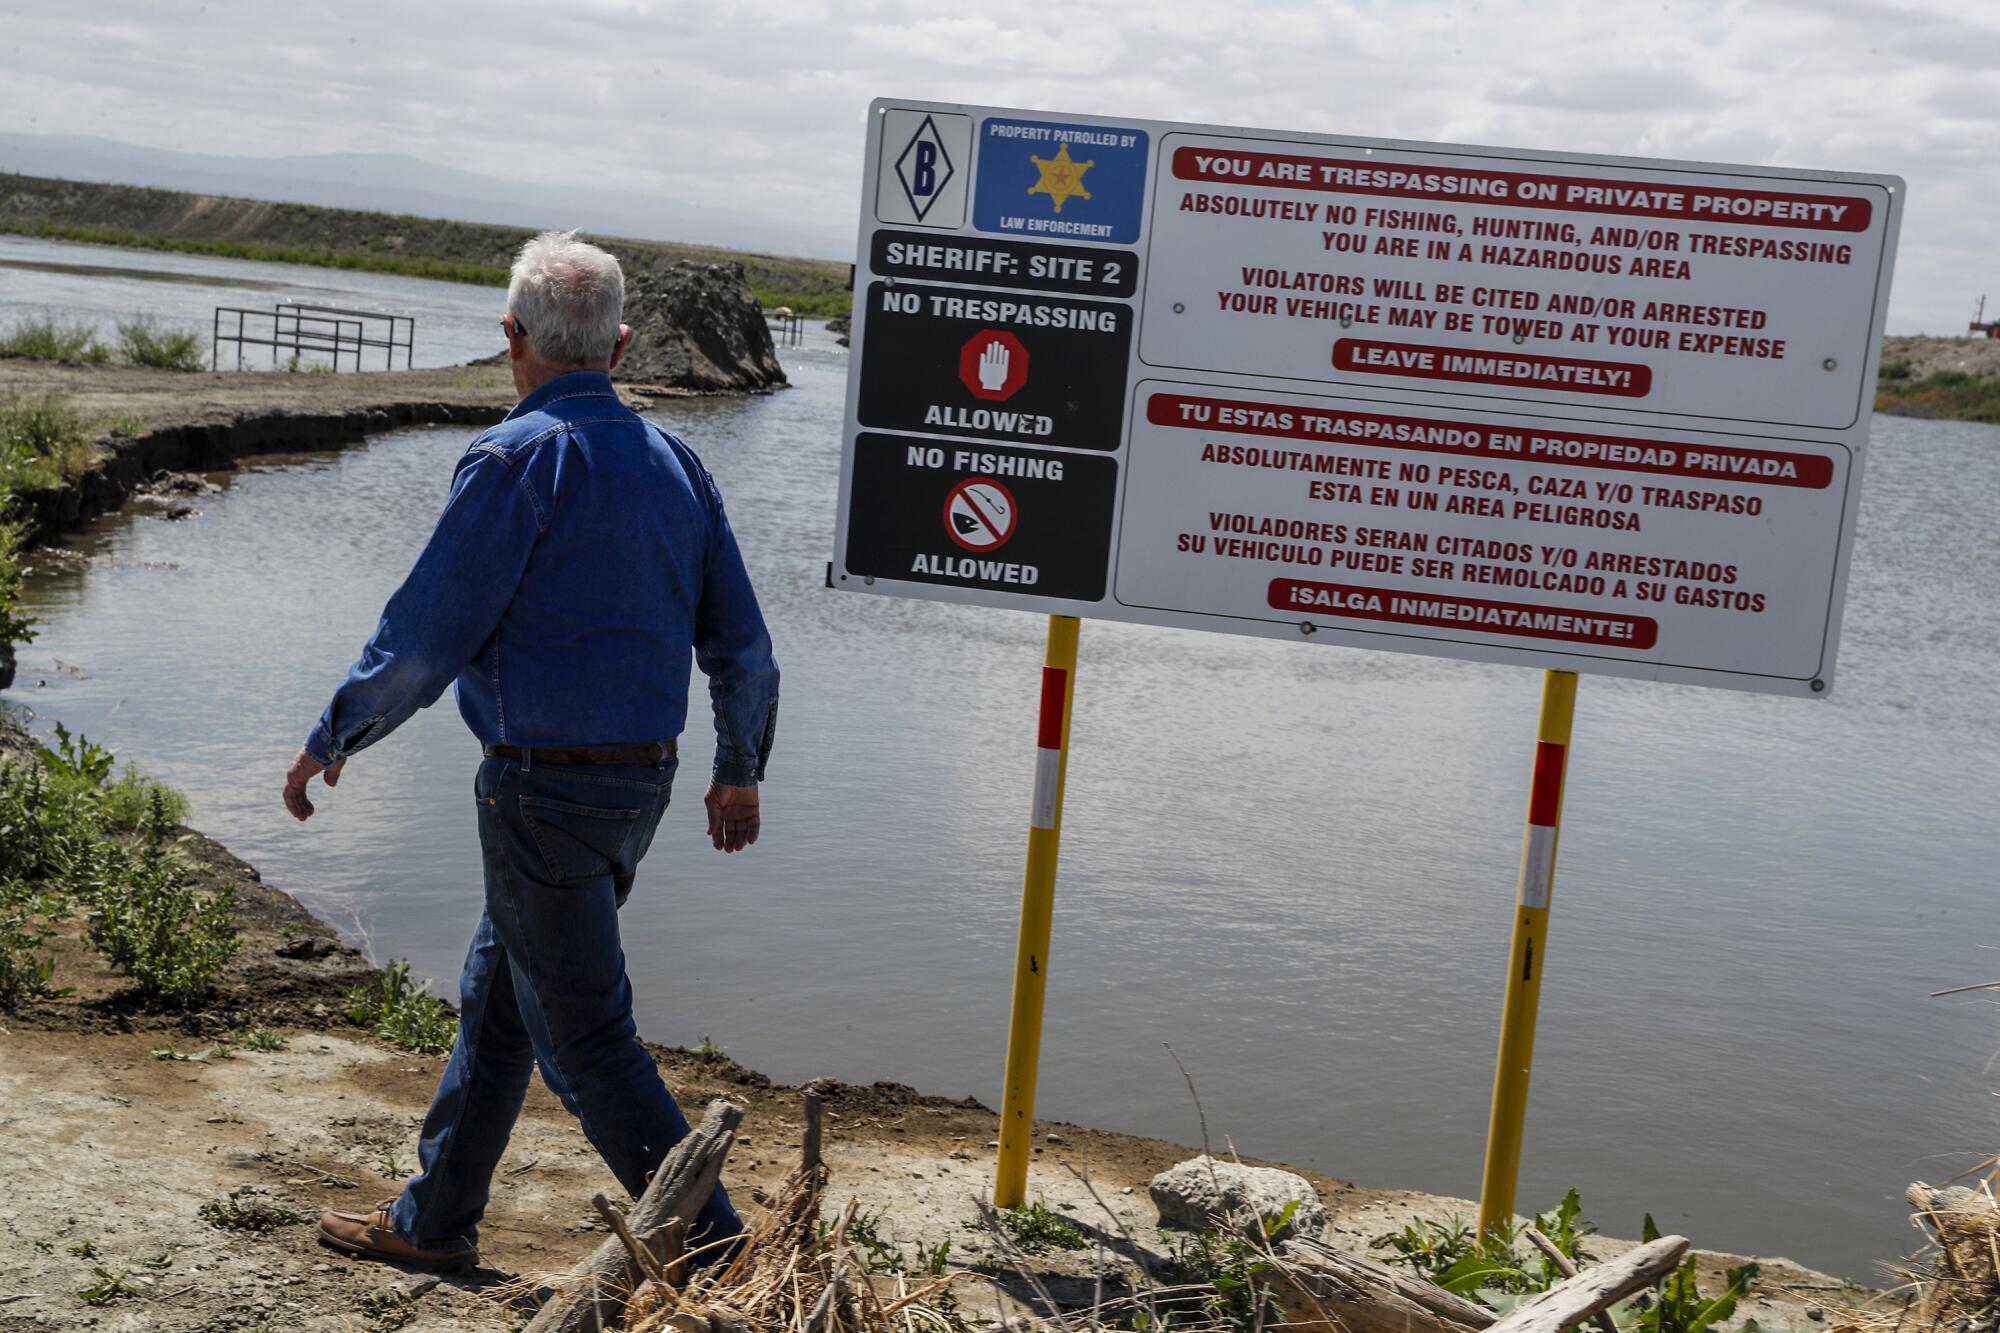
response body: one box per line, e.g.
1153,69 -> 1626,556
1,0 -> 1992,332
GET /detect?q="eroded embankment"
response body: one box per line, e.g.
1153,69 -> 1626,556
0,359 -> 518,548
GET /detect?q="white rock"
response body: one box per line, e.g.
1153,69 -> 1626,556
1148,1156 -> 1326,1241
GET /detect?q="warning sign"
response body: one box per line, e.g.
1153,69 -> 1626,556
1115,382 -> 1850,682
834,98 -> 1904,695
855,281 -> 1130,448
844,435 -> 1116,601
1144,136 -> 1893,430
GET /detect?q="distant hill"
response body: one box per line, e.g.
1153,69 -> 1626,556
0,133 -> 850,262
0,172 -> 855,316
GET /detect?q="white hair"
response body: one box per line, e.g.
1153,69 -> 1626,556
506,230 -> 625,367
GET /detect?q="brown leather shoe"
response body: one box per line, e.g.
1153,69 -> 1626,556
318,1197 -> 477,1272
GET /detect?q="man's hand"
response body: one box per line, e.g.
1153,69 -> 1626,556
283,748 -> 346,822
703,781 -> 761,853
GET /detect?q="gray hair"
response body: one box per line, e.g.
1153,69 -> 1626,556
506,230 -> 625,366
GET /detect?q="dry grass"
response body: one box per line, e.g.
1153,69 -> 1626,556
498,1135 -> 1295,1333
500,1156 -> 981,1333
1833,1169 -> 1999,1333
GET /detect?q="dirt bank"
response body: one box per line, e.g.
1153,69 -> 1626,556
0,715 -> 1858,1332
0,359 -> 516,547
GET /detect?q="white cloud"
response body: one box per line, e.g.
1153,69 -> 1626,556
0,0 -> 1993,331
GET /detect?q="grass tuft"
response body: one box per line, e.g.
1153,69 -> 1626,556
990,1198 -> 1089,1253
115,316 -> 205,372
0,314 -> 110,364
346,958 -> 458,1055
0,392 -> 98,491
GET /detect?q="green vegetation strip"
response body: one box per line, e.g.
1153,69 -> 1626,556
6,220 -> 511,286
5,221 -> 851,312
1876,360 -> 2000,424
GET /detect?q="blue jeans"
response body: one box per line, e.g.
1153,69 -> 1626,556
391,754 -> 742,1254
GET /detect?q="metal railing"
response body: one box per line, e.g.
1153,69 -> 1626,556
211,302 -> 415,371
766,307 -> 804,348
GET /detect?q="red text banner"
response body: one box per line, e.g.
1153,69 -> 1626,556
1171,147 -> 1874,232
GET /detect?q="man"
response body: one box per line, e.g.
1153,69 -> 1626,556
283,230 -> 778,1273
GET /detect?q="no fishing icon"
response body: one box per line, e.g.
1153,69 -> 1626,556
944,478 -> 1018,552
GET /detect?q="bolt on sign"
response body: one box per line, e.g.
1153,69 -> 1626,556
833,99 -> 1904,697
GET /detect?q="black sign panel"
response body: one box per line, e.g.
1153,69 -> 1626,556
843,433 -> 1116,601
856,281 -> 1131,451
870,229 -> 1140,298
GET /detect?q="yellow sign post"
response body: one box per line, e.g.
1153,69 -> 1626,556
1477,669 -> 1579,1240
994,614 -> 1081,1208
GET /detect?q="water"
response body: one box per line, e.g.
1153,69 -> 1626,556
8,244 -> 2000,1280
0,234 -> 508,367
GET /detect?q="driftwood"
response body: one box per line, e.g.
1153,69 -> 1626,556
595,1192 -> 666,1286
524,1098 -> 746,1333
1485,1235 -> 1690,1333
1520,1225 -> 1619,1333
1270,1232 -> 1690,1333
1271,1237 -> 1498,1333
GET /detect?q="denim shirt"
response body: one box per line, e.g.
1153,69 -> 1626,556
304,372 -> 778,786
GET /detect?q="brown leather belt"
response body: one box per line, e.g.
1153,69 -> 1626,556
482,739 -> 676,766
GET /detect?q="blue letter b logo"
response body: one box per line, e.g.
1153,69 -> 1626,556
912,142 -> 937,196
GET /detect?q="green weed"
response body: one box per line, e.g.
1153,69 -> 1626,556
1628,1214 -> 1759,1333
1376,1190 -> 1594,1299
1159,1203 -> 1300,1333
991,1199 -> 1088,1254
346,959 -> 458,1055
66,1237 -> 98,1258
78,828 -> 239,1004
0,520 -> 35,655
0,392 -> 97,489
240,1026 -> 287,1052
41,721 -> 115,789
0,314 -> 110,364
1376,1193 -> 1755,1333
116,317 -> 205,372
695,1031 -> 728,1061
0,874 -> 64,1007
96,764 -> 189,830
76,1266 -> 135,1305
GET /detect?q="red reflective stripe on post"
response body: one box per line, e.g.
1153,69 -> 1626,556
1526,741 -> 1567,827
1037,668 -> 1068,750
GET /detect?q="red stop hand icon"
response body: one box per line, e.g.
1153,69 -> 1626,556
958,330 -> 1029,401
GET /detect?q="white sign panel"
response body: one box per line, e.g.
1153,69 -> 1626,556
832,98 -> 1904,697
